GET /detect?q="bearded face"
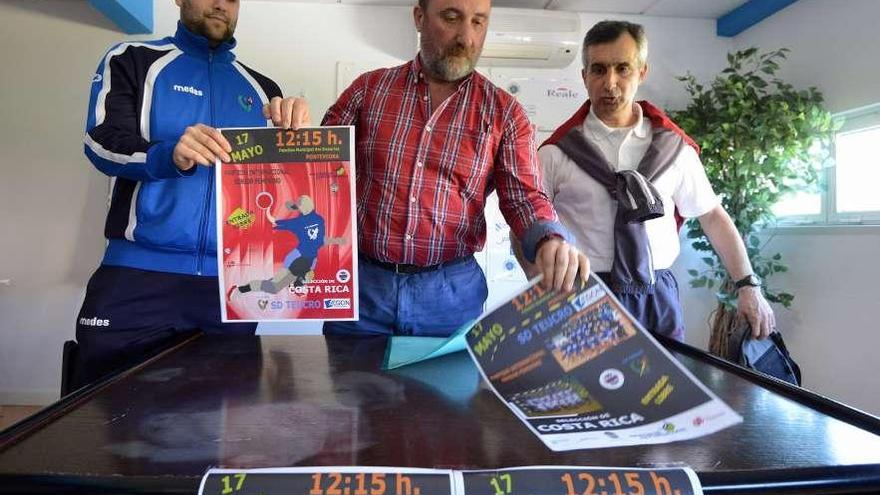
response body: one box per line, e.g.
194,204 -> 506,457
178,0 -> 239,47
415,0 -> 490,83
419,25 -> 481,82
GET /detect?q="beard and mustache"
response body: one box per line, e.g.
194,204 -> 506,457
180,0 -> 237,46
420,34 -> 481,82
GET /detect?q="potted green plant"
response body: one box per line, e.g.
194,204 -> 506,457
669,47 -> 837,358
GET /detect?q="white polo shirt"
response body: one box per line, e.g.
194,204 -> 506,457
540,104 -> 719,271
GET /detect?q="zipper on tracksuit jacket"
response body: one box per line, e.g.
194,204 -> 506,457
196,51 -> 216,276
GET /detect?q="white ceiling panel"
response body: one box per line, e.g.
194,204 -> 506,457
257,0 -> 752,19
494,0 -> 553,10
645,0 -> 747,19
259,0 -> 339,3
545,0 -> 657,15
342,0 -> 415,4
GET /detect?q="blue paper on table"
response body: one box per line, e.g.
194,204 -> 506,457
382,280 -> 536,370
382,320 -> 476,370
387,348 -> 481,406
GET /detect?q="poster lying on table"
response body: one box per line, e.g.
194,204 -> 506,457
199,467 -> 456,495
198,465 -> 703,495
465,275 -> 742,451
460,466 -> 702,495
216,126 -> 357,322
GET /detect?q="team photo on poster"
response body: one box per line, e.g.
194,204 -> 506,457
465,276 -> 742,451
216,126 -> 357,322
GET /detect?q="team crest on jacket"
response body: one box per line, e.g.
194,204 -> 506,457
238,94 -> 254,112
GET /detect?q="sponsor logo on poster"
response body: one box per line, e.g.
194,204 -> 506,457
570,285 -> 603,311
324,298 -> 351,309
623,349 -> 651,377
599,369 -> 625,390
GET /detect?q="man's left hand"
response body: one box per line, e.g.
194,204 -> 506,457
737,286 -> 776,339
535,238 -> 590,291
263,96 -> 311,129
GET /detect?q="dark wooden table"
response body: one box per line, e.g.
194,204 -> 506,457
1,334 -> 879,494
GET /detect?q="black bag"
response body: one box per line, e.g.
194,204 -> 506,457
734,323 -> 802,386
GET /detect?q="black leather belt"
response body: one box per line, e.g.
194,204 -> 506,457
362,255 -> 470,274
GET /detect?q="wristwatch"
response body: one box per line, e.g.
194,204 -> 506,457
734,274 -> 762,290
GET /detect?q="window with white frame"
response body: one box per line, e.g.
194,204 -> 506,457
773,103 -> 880,225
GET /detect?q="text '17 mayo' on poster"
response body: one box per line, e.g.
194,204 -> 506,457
216,126 -> 357,322
465,275 -> 742,451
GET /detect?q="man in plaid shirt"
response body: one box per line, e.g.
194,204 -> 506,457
322,0 -> 589,337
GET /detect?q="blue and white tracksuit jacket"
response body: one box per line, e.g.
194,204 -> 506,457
84,22 -> 281,276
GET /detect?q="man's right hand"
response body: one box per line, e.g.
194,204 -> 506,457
264,96 -> 311,130
535,237 -> 590,292
172,124 -> 232,172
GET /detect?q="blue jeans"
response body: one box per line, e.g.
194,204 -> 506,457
324,256 -> 488,337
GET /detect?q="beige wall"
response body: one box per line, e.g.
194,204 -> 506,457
0,1 -> 123,403
732,0 -> 880,114
673,0 -> 880,415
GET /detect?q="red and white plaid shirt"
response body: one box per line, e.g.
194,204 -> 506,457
323,57 -> 565,266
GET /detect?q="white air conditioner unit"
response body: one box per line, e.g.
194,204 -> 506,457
479,8 -> 581,69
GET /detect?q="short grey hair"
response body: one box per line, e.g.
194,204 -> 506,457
582,20 -> 648,68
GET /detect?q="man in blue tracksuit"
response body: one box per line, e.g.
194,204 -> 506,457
73,0 -> 309,390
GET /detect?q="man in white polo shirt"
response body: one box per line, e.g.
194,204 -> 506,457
524,20 -> 774,342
